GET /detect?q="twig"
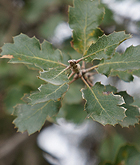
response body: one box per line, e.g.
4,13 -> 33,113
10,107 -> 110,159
84,65 -> 98,72
81,61 -> 85,69
81,76 -> 93,87
68,71 -> 75,79
76,58 -> 83,63
68,78 -> 77,85
83,75 -> 93,87
62,65 -> 71,72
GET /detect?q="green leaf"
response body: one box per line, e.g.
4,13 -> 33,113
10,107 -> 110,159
83,31 -> 131,61
64,82 -> 83,104
59,103 -> 87,124
117,91 -> 134,105
29,83 -> 69,105
110,70 -> 134,82
13,100 -> 61,135
132,69 -> 140,77
132,97 -> 140,108
81,82 -> 125,125
119,104 -> 139,127
69,0 -> 104,55
104,84 -> 117,93
39,67 -> 69,85
117,91 -> 140,127
97,45 -> 140,78
21,94 -> 31,104
1,34 -> 67,70
114,144 -> 140,165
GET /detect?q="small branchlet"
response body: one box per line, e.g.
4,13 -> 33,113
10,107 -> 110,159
67,59 -> 95,87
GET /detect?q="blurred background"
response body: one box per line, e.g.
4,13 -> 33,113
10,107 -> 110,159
1,0 -> 140,164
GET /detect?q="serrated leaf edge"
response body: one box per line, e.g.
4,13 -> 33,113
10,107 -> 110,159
81,83 -> 126,125
83,31 -> 131,61
29,83 -> 69,105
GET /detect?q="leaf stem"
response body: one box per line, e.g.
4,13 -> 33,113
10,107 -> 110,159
64,65 -> 71,71
68,77 -> 77,85
84,65 -> 98,72
68,71 -> 75,79
81,61 -> 85,69
76,58 -> 83,63
81,76 -> 93,87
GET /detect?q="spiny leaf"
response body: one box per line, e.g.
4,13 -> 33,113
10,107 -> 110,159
29,83 -> 69,105
39,67 -> 69,85
81,82 -> 125,125
104,84 -> 117,93
97,45 -> 140,78
1,33 -> 67,70
69,0 -> 104,55
13,100 -> 61,135
83,31 -> 131,61
117,91 -> 134,105
119,104 -> 139,127
117,91 -> 140,127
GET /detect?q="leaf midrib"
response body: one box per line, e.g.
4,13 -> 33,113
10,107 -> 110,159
6,45 -> 66,67
12,53 -> 66,67
31,83 -> 68,104
83,42 -> 122,60
88,86 -> 114,120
